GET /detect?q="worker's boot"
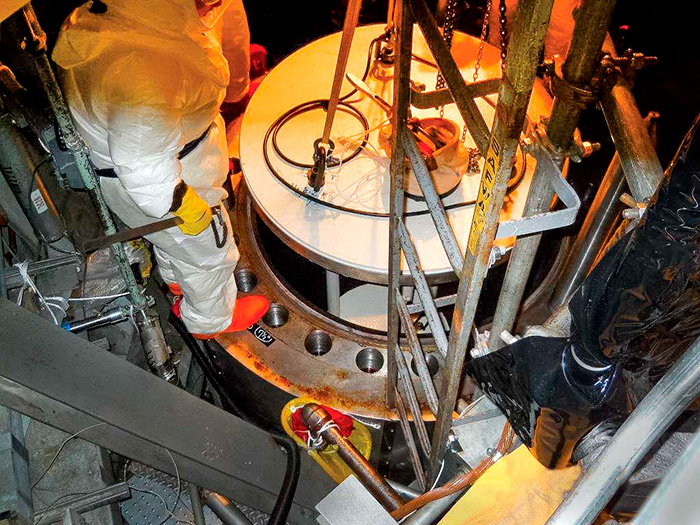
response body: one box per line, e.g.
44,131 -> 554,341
171,295 -> 269,339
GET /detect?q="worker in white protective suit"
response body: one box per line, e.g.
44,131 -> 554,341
52,0 -> 269,337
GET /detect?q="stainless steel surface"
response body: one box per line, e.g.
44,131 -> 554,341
0,299 -> 333,525
402,489 -> 465,525
325,271 -> 340,316
600,75 -> 664,203
426,0 -> 555,483
402,131 -> 463,275
64,306 -> 127,333
301,403 -> 403,512
493,145 -> 580,240
386,481 -> 420,501
394,344 -> 432,457
398,221 -> 449,357
203,492 -> 253,525
550,153 -> 624,308
386,0 -> 414,409
315,475 -> 397,525
394,387 -> 427,491
37,484 -> 131,525
136,311 -> 177,383
451,396 -> 507,470
395,291 -> 439,416
547,334 -> 700,525
633,430 -> 700,525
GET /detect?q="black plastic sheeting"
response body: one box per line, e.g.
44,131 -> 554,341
468,114 -> 700,468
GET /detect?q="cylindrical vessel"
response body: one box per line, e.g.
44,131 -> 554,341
0,114 -> 65,243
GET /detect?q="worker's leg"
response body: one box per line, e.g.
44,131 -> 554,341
101,176 -> 239,334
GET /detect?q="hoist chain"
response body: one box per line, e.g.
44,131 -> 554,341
498,0 -> 508,68
436,0 -> 461,117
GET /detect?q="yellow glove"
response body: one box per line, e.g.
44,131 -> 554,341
171,185 -> 212,236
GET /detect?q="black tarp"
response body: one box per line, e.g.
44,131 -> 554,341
469,114 -> 700,468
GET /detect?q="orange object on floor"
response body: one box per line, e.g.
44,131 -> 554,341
171,295 -> 269,339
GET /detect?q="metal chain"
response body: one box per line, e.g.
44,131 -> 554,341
472,0 -> 492,82
436,0 -> 461,117
499,0 -> 508,69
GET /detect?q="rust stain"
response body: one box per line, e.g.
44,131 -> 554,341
335,370 -> 349,380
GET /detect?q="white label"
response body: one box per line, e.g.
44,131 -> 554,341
30,189 -> 48,214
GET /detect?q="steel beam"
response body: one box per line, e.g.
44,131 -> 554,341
0,299 -> 333,525
427,0 -> 555,483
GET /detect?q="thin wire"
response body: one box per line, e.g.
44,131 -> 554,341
68,292 -> 130,302
457,394 -> 486,419
31,422 -> 107,489
430,459 -> 446,491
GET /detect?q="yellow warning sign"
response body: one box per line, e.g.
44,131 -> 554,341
467,137 -> 501,255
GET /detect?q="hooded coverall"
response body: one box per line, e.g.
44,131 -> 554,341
53,0 -> 250,334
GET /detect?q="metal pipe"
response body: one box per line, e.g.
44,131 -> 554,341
487,0 -> 617,352
426,0 -> 555,484
553,162 -> 624,309
4,254 -> 80,290
546,334 -> 700,525
301,403 -> 404,511
403,488 -> 465,525
186,484 -> 206,525
325,270 -> 340,316
136,310 -> 177,383
320,0 -> 363,144
387,480 -> 421,501
61,306 -> 128,333
202,491 -> 252,525
385,0 -> 414,408
600,76 -> 664,203
36,483 -> 131,525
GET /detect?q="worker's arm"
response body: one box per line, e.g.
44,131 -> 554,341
217,0 -> 250,103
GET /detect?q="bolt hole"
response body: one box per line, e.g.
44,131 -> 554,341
356,347 -> 384,374
410,353 -> 440,377
235,268 -> 258,293
262,303 -> 289,328
304,330 -> 332,356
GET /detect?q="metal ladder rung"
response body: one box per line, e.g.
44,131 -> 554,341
394,387 -> 427,491
398,221 -> 449,357
401,130 -> 464,275
394,344 -> 432,457
396,290 -> 440,416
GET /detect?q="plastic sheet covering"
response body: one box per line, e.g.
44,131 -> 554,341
469,114 -> 700,468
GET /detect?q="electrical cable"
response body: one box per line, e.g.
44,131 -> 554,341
168,314 -> 299,525
262,32 -> 527,218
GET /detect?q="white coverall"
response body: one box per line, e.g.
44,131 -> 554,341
53,0 -> 250,333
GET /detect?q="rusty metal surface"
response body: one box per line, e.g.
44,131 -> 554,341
217,186 -> 443,420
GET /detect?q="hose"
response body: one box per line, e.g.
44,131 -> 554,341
169,314 -> 300,525
390,422 -> 516,520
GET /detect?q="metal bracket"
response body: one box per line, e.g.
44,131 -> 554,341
495,143 -> 581,239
